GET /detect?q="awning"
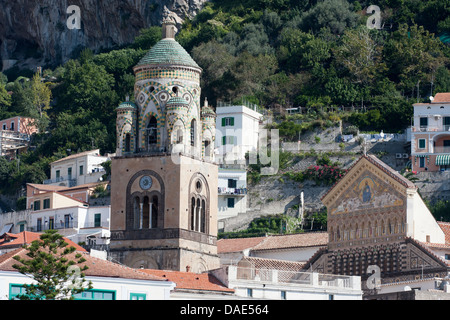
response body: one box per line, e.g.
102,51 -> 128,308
436,155 -> 450,166
0,223 -> 13,237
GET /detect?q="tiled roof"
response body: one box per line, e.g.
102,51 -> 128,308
52,149 -> 103,164
135,38 -> 200,69
217,236 -> 267,253
251,232 -> 328,251
432,93 -> 450,103
0,247 -> 168,282
438,221 -> 450,244
0,231 -> 87,252
238,256 -> 306,272
27,183 -> 68,192
141,269 -> 234,293
116,101 -> 137,110
166,96 -> 189,106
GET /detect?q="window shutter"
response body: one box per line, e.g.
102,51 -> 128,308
222,118 -> 226,126
230,117 -> 234,126
223,136 -> 226,145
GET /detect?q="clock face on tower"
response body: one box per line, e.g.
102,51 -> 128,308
139,175 -> 153,190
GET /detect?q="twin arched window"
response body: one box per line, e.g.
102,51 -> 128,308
133,195 -> 159,229
190,197 -> 206,233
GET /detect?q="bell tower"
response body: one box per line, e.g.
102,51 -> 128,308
109,20 -> 219,273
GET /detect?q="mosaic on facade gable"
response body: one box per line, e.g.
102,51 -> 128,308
329,168 -> 406,216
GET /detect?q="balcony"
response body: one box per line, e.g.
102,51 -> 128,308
43,175 -> 77,187
218,187 -> 247,196
29,220 -> 75,232
412,125 -> 450,133
433,146 -> 450,154
227,265 -> 360,290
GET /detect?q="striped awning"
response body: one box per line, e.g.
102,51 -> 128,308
436,155 -> 450,166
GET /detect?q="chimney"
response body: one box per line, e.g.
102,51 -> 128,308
186,265 -> 191,272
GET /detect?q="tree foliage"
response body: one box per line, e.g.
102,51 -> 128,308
12,230 -> 92,300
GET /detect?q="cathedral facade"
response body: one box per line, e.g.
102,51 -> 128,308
109,20 -> 219,273
303,155 -> 449,294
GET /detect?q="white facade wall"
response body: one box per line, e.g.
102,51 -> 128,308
49,150 -> 109,187
226,267 -> 362,300
0,270 -> 174,300
215,105 -> 262,162
218,168 -> 247,220
30,205 -> 111,244
406,191 -> 445,244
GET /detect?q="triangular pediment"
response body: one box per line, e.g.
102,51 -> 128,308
322,155 -> 415,216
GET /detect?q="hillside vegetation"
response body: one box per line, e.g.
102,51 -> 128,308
0,0 -> 449,203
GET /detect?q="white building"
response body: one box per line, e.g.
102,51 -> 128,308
217,168 -> 247,220
213,257 -> 362,300
0,247 -> 175,300
215,104 -> 262,221
29,205 -> 110,247
43,149 -> 110,188
215,104 -> 262,163
20,182 -> 111,248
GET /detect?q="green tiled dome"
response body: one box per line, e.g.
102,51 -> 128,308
166,96 -> 189,106
201,106 -> 216,117
136,39 -> 200,69
117,101 -> 137,110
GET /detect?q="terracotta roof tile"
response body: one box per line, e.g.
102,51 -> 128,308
141,269 -> 234,293
0,231 -> 87,252
0,247 -> 168,282
251,232 -> 328,251
238,256 -> 306,271
438,221 -> 450,244
217,236 -> 267,253
432,93 -> 450,103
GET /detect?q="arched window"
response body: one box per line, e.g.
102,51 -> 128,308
147,117 -> 157,145
196,198 -> 201,232
190,119 -> 196,147
133,196 -> 140,229
151,196 -> 158,228
177,129 -> 183,144
201,199 -> 206,233
142,196 -> 150,228
190,197 -> 196,231
204,140 -> 211,158
125,133 -> 131,152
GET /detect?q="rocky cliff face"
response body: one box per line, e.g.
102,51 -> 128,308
0,0 -> 207,72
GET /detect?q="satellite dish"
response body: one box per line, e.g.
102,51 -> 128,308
404,286 -> 412,291
430,96 -> 434,101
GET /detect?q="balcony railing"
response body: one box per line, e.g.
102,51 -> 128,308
28,220 -> 109,232
433,146 -> 450,154
412,125 -> 450,133
29,220 -> 75,232
228,265 -> 360,290
43,175 -> 77,187
218,187 -> 247,196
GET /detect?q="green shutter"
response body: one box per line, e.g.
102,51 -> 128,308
230,117 -> 234,126
222,136 -> 226,145
222,118 -> 226,126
